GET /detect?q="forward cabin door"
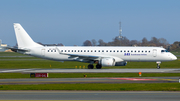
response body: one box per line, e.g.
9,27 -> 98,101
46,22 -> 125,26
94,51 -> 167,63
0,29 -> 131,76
153,49 -> 157,57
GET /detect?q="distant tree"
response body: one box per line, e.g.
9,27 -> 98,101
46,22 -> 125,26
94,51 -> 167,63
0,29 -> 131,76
142,37 -> 148,46
98,39 -> 106,46
150,37 -> 159,45
170,41 -> 180,51
112,36 -> 120,46
158,38 -> 169,45
121,36 -> 130,46
83,40 -> 92,46
130,40 -> 139,46
91,39 -> 97,46
57,43 -> 64,46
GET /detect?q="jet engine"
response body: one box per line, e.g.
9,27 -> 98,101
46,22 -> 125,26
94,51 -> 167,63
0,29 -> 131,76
101,58 -> 115,66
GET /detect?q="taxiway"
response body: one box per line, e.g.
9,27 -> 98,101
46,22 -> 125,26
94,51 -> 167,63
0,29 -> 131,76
0,91 -> 180,101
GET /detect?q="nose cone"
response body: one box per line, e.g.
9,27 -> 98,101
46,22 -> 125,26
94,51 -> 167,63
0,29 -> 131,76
171,55 -> 177,60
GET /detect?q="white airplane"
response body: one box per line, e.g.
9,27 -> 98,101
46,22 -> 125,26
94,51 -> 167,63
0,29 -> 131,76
11,23 -> 177,69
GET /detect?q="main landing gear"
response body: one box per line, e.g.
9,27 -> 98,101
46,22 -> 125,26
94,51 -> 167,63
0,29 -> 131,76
88,64 -> 94,69
156,61 -> 161,69
88,64 -> 102,69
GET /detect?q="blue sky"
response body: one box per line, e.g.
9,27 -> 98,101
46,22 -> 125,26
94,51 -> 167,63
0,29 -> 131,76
0,0 -> 180,46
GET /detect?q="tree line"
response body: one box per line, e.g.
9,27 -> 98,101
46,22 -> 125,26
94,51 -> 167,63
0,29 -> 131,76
83,36 -> 179,51
18,36 -> 179,52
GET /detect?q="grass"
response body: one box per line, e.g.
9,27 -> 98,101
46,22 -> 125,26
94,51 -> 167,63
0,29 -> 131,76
1,59 -> 179,69
0,73 -> 180,78
0,83 -> 180,91
0,52 -> 180,69
0,52 -> 180,91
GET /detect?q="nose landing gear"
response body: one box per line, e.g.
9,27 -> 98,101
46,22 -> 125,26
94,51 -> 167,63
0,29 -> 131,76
156,61 -> 161,69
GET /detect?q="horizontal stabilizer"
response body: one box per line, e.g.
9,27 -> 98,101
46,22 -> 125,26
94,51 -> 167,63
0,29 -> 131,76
6,47 -> 29,52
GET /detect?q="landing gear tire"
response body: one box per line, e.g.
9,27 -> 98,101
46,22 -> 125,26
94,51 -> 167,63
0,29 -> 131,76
96,64 -> 102,69
88,64 -> 94,69
157,65 -> 160,69
156,61 -> 161,69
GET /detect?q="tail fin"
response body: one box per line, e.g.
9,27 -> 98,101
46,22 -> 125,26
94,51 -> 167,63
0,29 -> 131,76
13,23 -> 43,48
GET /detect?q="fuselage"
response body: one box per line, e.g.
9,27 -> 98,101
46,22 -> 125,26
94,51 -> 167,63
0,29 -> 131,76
25,46 -> 177,62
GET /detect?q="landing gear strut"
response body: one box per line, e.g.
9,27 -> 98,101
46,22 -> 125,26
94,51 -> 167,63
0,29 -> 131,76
156,61 -> 161,69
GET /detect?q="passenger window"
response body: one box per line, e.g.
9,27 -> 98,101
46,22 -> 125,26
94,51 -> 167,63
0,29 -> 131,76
135,51 -> 136,52
74,50 -> 76,52
102,50 -> 104,52
87,50 -> 89,52
114,50 -> 115,52
142,51 -> 143,53
98,50 -> 100,52
124,50 -> 126,52
127,50 -> 129,52
84,50 -> 86,52
131,50 -> 133,52
117,50 -> 119,52
106,50 -> 108,52
91,50 -> 93,52
138,50 -> 140,52
61,50 -> 63,52
72,50 -> 73,52
65,50 -> 66,52
94,50 -> 96,52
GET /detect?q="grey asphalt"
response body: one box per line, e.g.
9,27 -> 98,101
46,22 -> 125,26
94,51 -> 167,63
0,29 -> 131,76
1,68 -> 180,73
0,91 -> 180,101
0,77 -> 178,84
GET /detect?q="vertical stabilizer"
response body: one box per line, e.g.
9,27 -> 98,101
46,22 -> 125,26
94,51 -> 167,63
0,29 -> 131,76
14,23 -> 43,48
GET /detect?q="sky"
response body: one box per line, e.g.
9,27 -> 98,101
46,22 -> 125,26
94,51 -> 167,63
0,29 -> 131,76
0,0 -> 180,46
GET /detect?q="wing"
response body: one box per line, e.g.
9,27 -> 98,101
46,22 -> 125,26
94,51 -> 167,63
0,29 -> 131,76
56,47 -> 123,62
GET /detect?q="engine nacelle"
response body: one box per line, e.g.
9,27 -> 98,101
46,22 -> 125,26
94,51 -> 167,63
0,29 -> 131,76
115,61 -> 127,66
101,58 -> 115,67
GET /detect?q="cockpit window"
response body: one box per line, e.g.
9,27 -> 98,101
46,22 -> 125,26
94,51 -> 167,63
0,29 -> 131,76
161,50 -> 169,52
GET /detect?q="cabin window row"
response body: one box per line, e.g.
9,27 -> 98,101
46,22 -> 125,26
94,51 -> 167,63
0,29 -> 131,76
47,49 -> 56,52
56,50 -> 151,53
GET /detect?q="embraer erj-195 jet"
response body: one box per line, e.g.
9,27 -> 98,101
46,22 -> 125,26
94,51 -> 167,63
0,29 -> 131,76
11,23 -> 177,69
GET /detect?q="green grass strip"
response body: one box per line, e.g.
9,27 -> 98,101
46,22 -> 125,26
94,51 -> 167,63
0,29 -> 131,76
0,73 -> 180,78
0,83 -> 180,91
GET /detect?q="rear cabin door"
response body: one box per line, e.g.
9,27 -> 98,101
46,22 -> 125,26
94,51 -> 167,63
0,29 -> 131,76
41,49 -> 45,57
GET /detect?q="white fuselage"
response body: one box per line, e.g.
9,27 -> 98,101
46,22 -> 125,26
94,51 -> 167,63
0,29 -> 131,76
24,46 -> 177,62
